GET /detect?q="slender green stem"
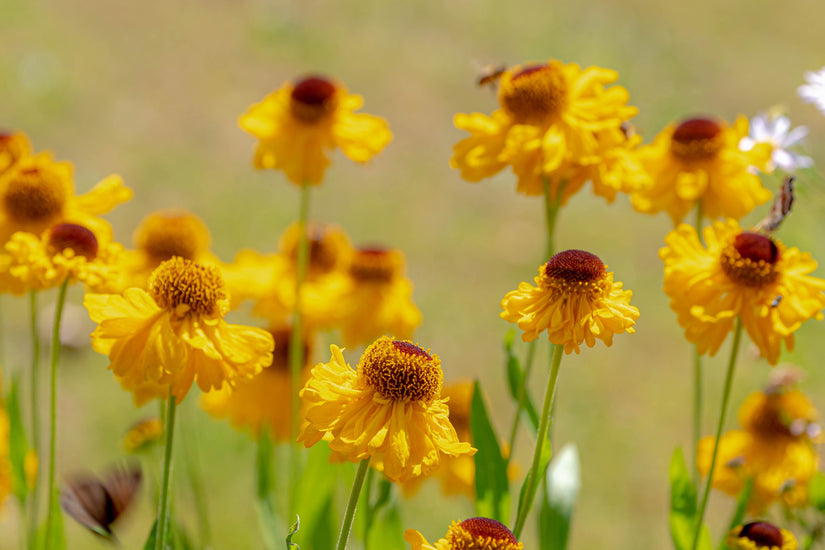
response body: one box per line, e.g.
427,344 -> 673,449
690,319 -> 743,550
44,279 -> 68,548
542,178 -> 563,259
289,183 -> 312,441
27,290 -> 41,548
183,409 -> 212,549
156,390 -> 178,550
361,467 -> 376,549
513,343 -> 564,539
335,459 -> 370,550
505,340 -> 538,465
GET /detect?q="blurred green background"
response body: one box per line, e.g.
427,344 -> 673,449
1,0 -> 825,548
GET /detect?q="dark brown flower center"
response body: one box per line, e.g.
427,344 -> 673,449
670,117 -> 724,160
498,63 -> 567,125
149,257 -> 226,316
3,166 -> 66,224
268,326 -> 311,374
544,250 -> 606,283
448,518 -> 521,549
739,522 -> 784,548
135,211 -> 211,265
48,223 -> 98,260
720,232 -> 780,288
349,247 -> 402,283
290,76 -> 338,123
358,337 -> 442,401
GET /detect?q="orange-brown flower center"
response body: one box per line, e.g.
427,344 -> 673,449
670,117 -> 724,161
447,518 -> 522,550
290,76 -> 338,123
149,257 -> 226,316
498,63 -> 568,125
280,223 -> 350,277
2,166 -> 66,225
47,223 -> 98,260
738,522 -> 784,548
720,232 -> 780,288
349,247 -> 402,283
358,336 -> 442,401
134,210 -> 211,266
268,326 -> 311,374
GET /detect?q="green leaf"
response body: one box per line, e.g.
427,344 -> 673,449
286,516 -> 301,550
669,448 -> 711,550
504,332 -> 539,432
514,437 -> 552,527
539,444 -> 580,550
292,444 -> 338,545
366,500 -> 404,550
143,519 -> 175,550
470,380 -> 510,523
808,472 -> 825,513
33,491 -> 66,550
7,373 -> 30,505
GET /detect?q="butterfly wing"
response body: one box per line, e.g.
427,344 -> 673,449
102,464 -> 142,518
60,478 -> 115,537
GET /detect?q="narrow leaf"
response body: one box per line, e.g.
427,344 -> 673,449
366,500 -> 404,550
286,516 -> 301,550
808,472 -> 825,512
7,373 -> 30,504
539,444 -> 580,550
292,444 -> 338,544
504,332 -> 539,432
669,448 -> 711,550
143,519 -> 174,550
470,380 -> 510,523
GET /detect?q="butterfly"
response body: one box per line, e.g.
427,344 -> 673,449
60,464 -> 142,539
755,175 -> 795,233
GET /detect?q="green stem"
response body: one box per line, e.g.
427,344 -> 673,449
361,467 -> 376,549
27,290 -> 41,548
156,390 -> 178,550
289,183 -> 312,441
542,178 -> 563,259
690,319 -> 743,550
44,279 -> 68,548
691,199 -> 704,486
512,343 -> 564,539
505,340 -> 538,465
183,409 -> 212,549
335,459 -> 370,550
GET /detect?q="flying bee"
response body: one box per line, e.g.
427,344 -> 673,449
476,64 -> 506,88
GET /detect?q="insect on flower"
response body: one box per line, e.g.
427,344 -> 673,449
60,464 -> 142,538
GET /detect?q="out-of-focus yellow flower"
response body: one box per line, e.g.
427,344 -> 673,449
404,517 -> 523,550
0,376 -> 11,510
660,220 -> 825,365
339,247 -> 421,348
239,75 -> 392,186
698,383 -> 822,512
501,249 -> 638,354
84,257 -> 274,404
120,209 -> 218,290
1,223 -> 123,294
0,152 -> 132,244
24,449 -> 38,491
726,521 -> 797,550
451,59 -> 642,203
0,131 -> 32,175
123,418 -> 164,454
202,326 -> 311,442
299,337 -> 475,482
631,116 -> 772,224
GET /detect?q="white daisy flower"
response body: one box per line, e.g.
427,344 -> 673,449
798,66 -> 825,114
740,112 -> 813,172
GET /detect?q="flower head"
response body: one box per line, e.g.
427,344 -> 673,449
201,325 -> 311,442
0,152 -> 132,245
339,246 -> 422,347
239,75 -> 392,185
451,59 -> 642,202
500,250 -> 639,353
631,116 -> 772,223
660,220 -> 825,364
123,418 -> 163,454
698,378 -> 821,512
726,522 -> 797,550
0,131 -> 32,175
84,257 -> 274,404
1,222 -> 123,294
740,112 -> 813,173
404,517 -> 523,550
299,337 -> 475,482
798,67 -> 825,115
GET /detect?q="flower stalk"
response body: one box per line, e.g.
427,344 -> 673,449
156,390 -> 178,550
27,290 -> 41,548
512,342 -> 564,539
336,458 -> 371,550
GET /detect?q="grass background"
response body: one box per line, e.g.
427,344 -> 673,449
1,0 -> 825,548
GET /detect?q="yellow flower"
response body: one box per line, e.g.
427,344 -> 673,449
84,257 -> 274,404
201,326 -> 311,442
0,151 -> 132,245
451,59 -> 641,202
0,131 -> 32,175
631,116 -> 772,224
123,418 -> 163,454
298,337 -> 475,482
726,522 -> 797,550
660,220 -> 825,365
339,247 -> 422,348
120,209 -> 218,290
404,517 -> 523,550
0,375 -> 11,511
697,385 -> 821,512
239,75 -> 392,185
1,222 -> 123,294
501,249 -> 639,354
